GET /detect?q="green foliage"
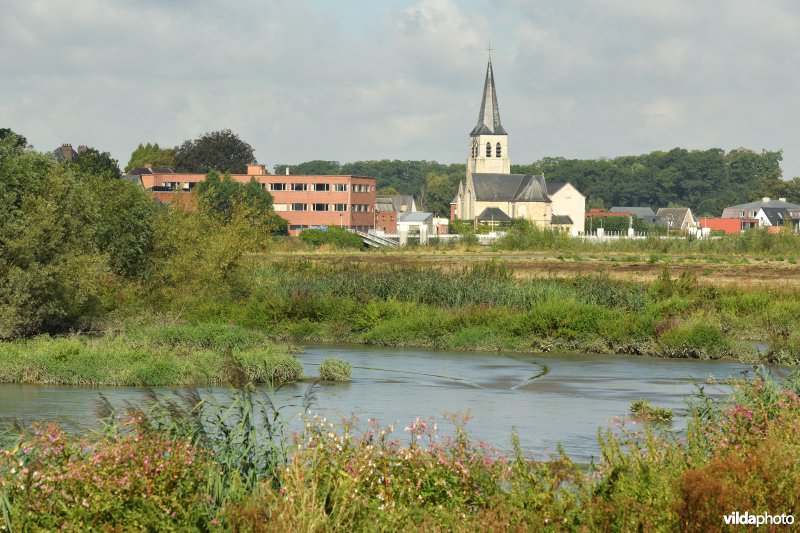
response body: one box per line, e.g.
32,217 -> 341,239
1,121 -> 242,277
0,138 -> 153,338
0,325 -> 294,386
125,142 -> 175,171
0,423 -> 213,530
629,399 -> 673,423
69,147 -> 122,180
174,128 -> 256,174
319,357 -> 352,381
195,171 -> 286,235
0,128 -> 27,148
298,226 -> 364,249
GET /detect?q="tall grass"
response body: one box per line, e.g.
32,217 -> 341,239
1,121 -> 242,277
0,323 -> 301,386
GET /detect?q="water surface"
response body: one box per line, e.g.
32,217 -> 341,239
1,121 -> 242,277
0,345 -> 760,462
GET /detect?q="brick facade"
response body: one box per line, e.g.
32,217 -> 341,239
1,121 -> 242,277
137,165 -> 376,236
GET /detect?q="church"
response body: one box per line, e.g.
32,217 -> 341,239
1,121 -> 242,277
454,58 -> 585,235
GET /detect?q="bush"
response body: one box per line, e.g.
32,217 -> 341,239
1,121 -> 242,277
629,399 -> 673,423
299,226 -> 364,249
260,353 -> 303,384
0,423 -> 214,530
319,357 -> 352,381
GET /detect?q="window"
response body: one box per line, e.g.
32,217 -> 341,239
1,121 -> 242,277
313,183 -> 329,192
486,142 -> 491,157
259,183 -> 266,190
312,203 -> 328,211
270,183 -> 286,191
334,204 -> 347,212
291,183 -> 307,191
291,203 -> 307,211
274,204 -> 288,212
496,142 -> 501,157
334,184 -> 347,192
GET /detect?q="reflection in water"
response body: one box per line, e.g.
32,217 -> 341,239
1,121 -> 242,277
0,345 -> 758,463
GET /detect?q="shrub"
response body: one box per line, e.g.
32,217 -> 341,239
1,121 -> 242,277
261,353 -> 303,384
629,399 -> 673,423
0,423 -> 214,530
319,357 -> 352,381
299,226 -> 364,249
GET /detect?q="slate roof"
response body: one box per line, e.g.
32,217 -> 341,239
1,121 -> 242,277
470,58 -> 507,136
375,200 -> 395,213
472,173 -> 551,203
760,207 -> 790,226
656,208 -> 694,228
53,144 -> 79,162
127,166 -> 175,175
610,206 -> 659,223
726,199 -> 800,210
551,215 -> 573,225
477,207 -> 512,222
546,182 -> 566,195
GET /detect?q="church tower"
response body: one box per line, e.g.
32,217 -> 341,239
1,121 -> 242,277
466,57 -> 510,181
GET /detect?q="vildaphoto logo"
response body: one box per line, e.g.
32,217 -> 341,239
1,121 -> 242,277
723,512 -> 794,527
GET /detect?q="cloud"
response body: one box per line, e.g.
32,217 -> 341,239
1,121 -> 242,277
1,0 -> 799,178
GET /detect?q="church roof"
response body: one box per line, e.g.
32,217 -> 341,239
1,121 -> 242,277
470,58 -> 507,136
472,173 -> 551,203
477,207 -> 512,221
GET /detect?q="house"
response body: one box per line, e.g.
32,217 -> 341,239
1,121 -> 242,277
721,197 -> 800,232
547,182 -> 585,235
127,163 -> 377,236
609,206 -> 659,224
53,143 -> 87,162
374,198 -> 398,234
656,208 -> 697,232
397,211 -> 434,236
454,57 -> 585,234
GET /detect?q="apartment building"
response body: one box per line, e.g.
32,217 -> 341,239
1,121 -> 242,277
131,164 -> 377,235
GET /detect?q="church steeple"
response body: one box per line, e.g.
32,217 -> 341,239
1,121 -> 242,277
470,57 -> 507,136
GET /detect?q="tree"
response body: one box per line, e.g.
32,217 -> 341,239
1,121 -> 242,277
0,128 -> 28,148
125,142 -> 176,171
71,148 -> 121,180
174,129 -> 256,174
274,160 -> 341,175
0,136 -> 153,338
195,171 -> 286,234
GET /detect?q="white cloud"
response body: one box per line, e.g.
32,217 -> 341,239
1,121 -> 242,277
1,0 -> 799,177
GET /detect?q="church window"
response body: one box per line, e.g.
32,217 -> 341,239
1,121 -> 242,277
496,143 -> 502,157
486,142 -> 491,157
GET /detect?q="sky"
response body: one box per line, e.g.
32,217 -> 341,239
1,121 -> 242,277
2,0 -> 799,179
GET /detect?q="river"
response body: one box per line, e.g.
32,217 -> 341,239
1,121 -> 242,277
0,345 -> 765,462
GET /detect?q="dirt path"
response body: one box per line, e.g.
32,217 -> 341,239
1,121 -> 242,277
262,252 -> 800,289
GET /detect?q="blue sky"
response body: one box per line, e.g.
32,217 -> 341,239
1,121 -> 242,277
2,0 -> 799,180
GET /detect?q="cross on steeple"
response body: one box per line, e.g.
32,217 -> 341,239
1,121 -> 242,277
486,43 -> 493,57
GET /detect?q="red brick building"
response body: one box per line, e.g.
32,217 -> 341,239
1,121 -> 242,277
131,165 -> 376,235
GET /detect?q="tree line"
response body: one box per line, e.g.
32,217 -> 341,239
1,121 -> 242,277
120,128 -> 799,218
275,148 -> 798,217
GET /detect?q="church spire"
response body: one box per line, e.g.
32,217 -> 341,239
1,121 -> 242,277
470,57 -> 507,136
